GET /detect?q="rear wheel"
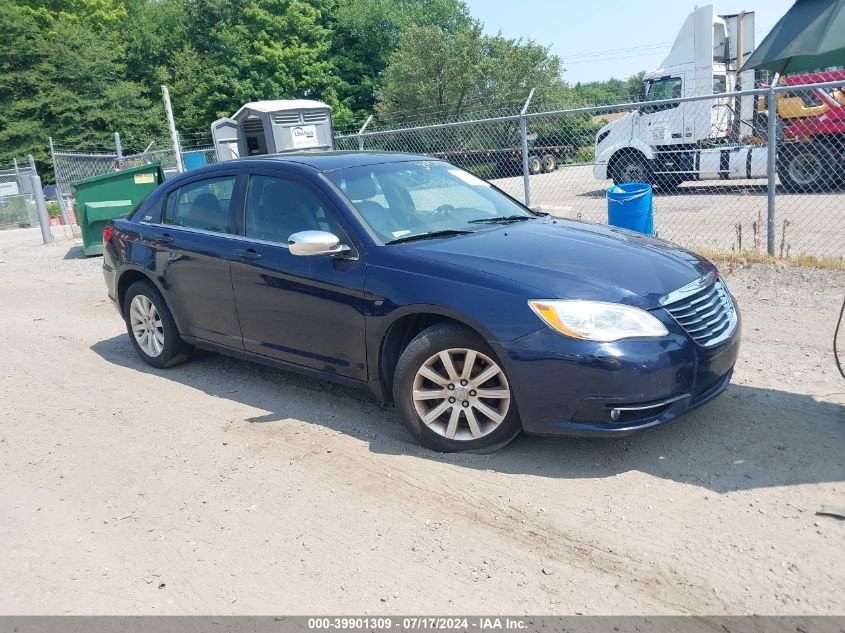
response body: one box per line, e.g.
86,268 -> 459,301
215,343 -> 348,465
542,154 -> 557,173
778,143 -> 835,192
393,322 -> 521,453
528,155 -> 543,175
123,280 -> 191,369
612,152 -> 650,185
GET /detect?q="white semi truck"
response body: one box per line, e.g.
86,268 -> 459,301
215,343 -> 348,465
593,4 -> 767,188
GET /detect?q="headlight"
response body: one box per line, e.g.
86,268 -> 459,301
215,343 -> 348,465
528,300 -> 668,342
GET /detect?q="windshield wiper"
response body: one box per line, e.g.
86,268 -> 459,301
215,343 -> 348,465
386,229 -> 474,245
467,215 -> 535,224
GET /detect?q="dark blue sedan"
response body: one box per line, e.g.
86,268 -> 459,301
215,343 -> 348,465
103,152 -> 740,452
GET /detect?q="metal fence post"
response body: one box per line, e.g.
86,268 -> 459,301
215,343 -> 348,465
114,132 -> 123,160
162,85 -> 185,173
47,139 -> 75,230
357,115 -> 373,151
766,73 -> 780,256
12,158 -> 21,193
30,173 -> 52,245
520,89 -> 535,207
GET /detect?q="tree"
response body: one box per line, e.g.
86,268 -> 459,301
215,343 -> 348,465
377,25 -> 570,123
331,0 -> 473,123
0,0 -> 48,169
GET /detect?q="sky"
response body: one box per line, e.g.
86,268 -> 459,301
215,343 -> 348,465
463,0 -> 796,84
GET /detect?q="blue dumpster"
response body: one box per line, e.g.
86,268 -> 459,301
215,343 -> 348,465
607,182 -> 654,235
183,151 -> 207,171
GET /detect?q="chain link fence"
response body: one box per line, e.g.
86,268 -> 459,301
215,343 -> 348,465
47,79 -> 844,264
50,143 -> 219,220
337,79 -> 845,263
0,162 -> 39,228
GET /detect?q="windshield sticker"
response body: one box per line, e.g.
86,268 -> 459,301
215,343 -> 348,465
391,229 -> 411,238
448,169 -> 490,187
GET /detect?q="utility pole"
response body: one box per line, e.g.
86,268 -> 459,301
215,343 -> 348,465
161,85 -> 184,173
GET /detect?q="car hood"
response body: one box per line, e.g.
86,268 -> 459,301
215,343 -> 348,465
405,217 -> 715,309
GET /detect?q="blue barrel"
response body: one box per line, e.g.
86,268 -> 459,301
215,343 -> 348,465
607,182 -> 654,235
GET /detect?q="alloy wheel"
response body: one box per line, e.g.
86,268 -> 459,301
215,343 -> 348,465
411,348 -> 511,441
129,294 -> 165,357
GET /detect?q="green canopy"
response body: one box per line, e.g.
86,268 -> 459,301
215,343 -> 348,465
740,0 -> 845,74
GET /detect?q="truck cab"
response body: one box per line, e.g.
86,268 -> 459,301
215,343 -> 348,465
594,4 -> 755,186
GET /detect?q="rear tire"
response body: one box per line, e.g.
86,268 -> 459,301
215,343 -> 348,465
778,143 -> 835,192
542,154 -> 557,173
528,155 -> 543,175
123,280 -> 192,369
392,322 -> 522,453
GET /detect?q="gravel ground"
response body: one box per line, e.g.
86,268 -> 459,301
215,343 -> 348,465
0,227 -> 842,615
492,166 -> 845,259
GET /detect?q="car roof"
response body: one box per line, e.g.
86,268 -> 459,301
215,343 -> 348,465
204,151 -> 437,173
160,151 -> 441,189
251,150 -> 436,171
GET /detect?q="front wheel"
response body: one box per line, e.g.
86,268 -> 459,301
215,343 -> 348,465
612,152 -> 650,185
392,322 -> 522,453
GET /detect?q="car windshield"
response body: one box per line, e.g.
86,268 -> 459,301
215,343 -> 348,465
324,160 -> 535,243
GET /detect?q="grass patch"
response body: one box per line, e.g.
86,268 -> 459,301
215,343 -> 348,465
697,248 -> 844,271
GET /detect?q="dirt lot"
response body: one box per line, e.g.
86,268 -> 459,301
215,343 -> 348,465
0,227 -> 843,615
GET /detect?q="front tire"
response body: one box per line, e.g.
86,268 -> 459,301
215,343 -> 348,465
612,152 -> 650,185
392,322 -> 522,453
123,280 -> 191,369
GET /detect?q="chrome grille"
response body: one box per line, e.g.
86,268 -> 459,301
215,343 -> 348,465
661,275 -> 737,347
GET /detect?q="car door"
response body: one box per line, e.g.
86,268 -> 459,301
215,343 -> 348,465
228,171 -> 368,380
144,173 -> 245,349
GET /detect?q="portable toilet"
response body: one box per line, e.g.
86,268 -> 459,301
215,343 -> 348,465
211,100 -> 334,162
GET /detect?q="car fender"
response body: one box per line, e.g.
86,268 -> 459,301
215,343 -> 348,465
114,264 -> 188,334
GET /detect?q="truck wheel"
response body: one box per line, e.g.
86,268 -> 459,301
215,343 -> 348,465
529,156 -> 543,175
612,153 -> 650,185
778,144 -> 834,192
542,154 -> 557,173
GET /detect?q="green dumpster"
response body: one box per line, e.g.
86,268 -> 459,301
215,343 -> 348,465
73,163 -> 165,256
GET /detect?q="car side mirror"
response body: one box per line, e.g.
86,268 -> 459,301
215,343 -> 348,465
288,230 -> 350,257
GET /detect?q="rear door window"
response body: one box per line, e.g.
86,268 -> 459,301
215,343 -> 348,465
165,176 -> 236,233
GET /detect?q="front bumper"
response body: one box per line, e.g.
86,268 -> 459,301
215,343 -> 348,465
495,309 -> 741,437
